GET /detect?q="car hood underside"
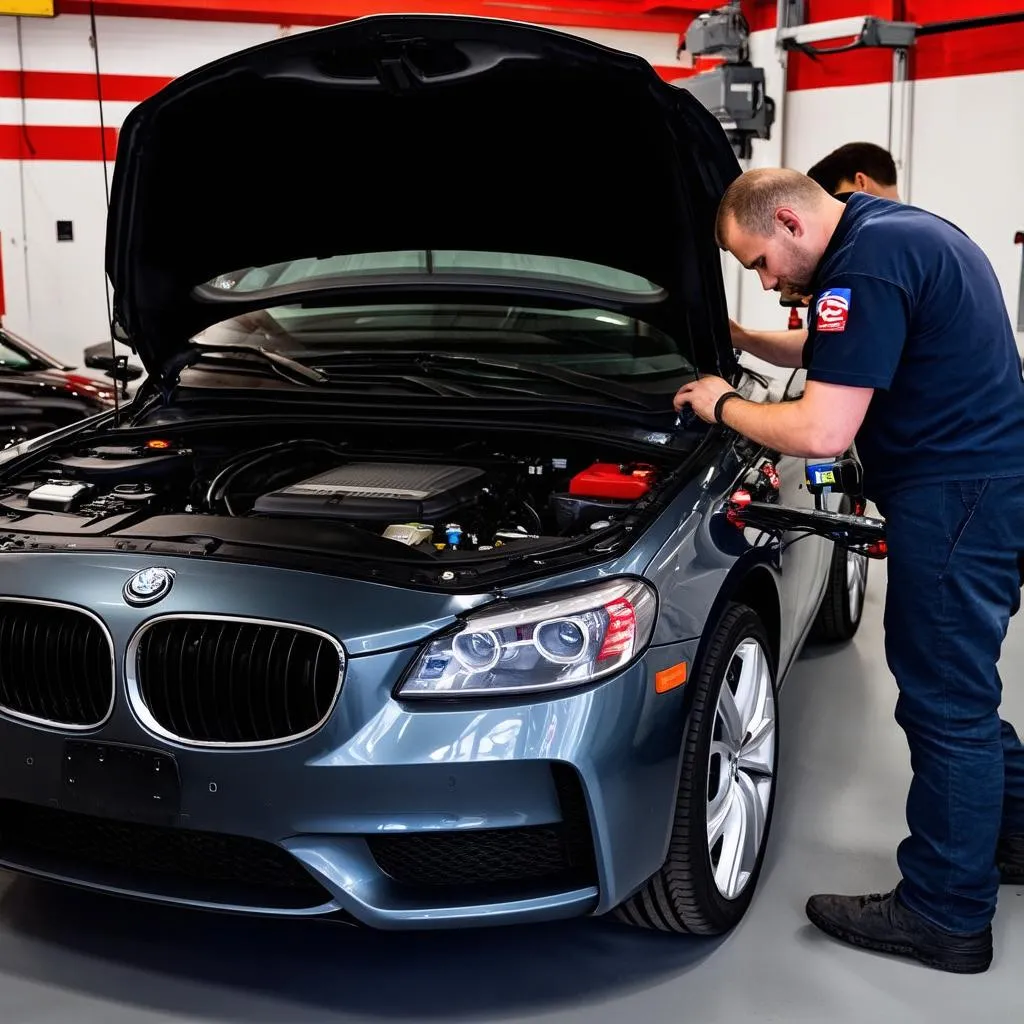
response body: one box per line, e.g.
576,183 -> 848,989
104,14 -> 740,385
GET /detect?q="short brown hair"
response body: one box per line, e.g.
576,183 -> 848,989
807,141 -> 896,194
715,168 -> 828,247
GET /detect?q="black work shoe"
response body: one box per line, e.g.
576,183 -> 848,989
997,834 -> 1024,884
805,889 -> 993,974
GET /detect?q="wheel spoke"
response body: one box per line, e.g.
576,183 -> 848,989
707,741 -> 733,819
736,770 -> 767,881
847,550 -> 867,619
713,782 -> 748,898
707,779 -> 737,848
733,642 -> 763,731
716,677 -> 744,747
737,717 -> 775,777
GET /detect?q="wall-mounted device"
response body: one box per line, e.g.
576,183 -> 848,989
671,3 -> 775,160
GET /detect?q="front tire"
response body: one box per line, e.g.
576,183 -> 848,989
614,602 -> 778,935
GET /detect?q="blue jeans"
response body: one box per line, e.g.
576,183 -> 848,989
877,476 -> 1024,935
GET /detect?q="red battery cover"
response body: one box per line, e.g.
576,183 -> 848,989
568,463 -> 656,500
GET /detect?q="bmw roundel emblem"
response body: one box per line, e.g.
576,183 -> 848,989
123,566 -> 175,606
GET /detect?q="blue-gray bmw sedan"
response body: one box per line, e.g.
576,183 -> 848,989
0,14 -> 884,937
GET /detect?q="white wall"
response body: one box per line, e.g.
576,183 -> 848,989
23,161 -> 112,355
724,25 -> 795,348
735,57 -> 1024,352
908,69 -> 1024,331
0,14 -> 296,365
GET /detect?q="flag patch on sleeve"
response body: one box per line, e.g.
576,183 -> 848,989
815,288 -> 851,332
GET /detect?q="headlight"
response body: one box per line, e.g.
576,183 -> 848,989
398,578 -> 657,698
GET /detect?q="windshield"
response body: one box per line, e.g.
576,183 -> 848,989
203,250 -> 666,300
193,253 -> 694,389
193,302 -> 693,387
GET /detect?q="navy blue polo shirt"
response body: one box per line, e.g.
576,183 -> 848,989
803,192 -> 1024,502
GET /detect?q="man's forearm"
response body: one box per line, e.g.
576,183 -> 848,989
736,328 -> 808,368
718,393 -> 849,459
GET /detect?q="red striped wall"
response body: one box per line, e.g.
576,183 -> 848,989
0,69 -> 171,102
58,0 -> 704,34
0,1 -> 1020,161
0,124 -> 117,160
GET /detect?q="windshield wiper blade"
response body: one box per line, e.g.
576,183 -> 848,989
422,353 -> 656,410
191,345 -> 329,385
311,350 -> 654,410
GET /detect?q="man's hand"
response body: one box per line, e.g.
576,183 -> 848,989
672,375 -> 873,459
673,375 -> 735,423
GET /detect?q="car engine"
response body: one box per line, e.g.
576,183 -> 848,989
0,427 -> 671,557
252,463 -> 486,524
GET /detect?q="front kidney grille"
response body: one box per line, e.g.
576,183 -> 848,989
132,617 -> 343,745
0,600 -> 113,728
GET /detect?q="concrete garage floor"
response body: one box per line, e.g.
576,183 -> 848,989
1,561 -> 1023,1023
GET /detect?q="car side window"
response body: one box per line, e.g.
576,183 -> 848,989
0,336 -> 32,371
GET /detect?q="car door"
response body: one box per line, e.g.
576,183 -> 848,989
726,368 -> 885,555
727,365 -> 885,655
773,367 -> 835,652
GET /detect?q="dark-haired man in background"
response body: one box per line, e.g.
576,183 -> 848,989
779,142 -> 900,308
807,141 -> 900,203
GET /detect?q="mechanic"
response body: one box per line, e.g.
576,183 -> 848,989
807,140 -> 900,202
674,167 -> 1024,974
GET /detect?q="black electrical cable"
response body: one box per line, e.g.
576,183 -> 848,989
15,19 -> 34,323
89,5 -> 111,211
89,0 -> 120,424
791,37 -> 865,58
915,11 -> 1024,36
15,21 -> 34,158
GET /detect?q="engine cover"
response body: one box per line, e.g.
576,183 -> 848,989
252,462 -> 485,521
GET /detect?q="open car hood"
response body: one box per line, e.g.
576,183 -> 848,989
106,15 -> 741,387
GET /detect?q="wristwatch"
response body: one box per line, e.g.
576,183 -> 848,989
714,390 -> 743,425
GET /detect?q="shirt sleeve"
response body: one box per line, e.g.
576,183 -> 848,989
805,272 -> 911,390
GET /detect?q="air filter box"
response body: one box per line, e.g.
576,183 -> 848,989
252,462 -> 484,521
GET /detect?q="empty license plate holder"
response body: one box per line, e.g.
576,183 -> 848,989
61,740 -> 181,826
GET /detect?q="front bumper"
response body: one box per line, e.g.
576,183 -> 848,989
0,553 -> 698,929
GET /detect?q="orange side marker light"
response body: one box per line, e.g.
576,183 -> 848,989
655,662 -> 688,693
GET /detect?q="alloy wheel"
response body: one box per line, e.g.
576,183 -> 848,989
706,637 -> 776,900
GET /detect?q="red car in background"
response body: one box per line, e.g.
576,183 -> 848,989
0,328 -> 138,446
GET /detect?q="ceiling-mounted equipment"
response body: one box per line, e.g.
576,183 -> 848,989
777,10 -> 1024,57
681,2 -> 750,61
677,66 -> 775,161
672,2 -> 775,161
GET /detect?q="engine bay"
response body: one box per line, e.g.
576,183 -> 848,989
0,424 -> 681,563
